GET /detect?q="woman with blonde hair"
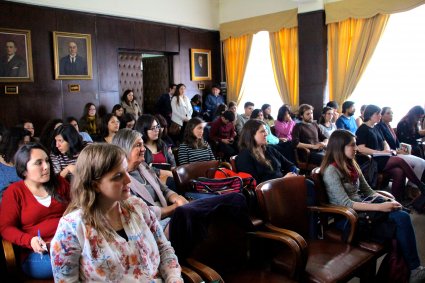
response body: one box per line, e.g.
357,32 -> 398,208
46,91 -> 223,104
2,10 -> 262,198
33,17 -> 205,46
50,143 -> 182,282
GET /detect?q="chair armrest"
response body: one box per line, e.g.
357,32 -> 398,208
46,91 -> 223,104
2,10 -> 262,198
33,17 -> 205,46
219,161 -> 232,170
247,231 -> 306,277
185,258 -> 224,283
308,205 -> 358,243
264,223 -> 308,249
376,190 -> 395,199
181,265 -> 204,283
2,239 -> 17,273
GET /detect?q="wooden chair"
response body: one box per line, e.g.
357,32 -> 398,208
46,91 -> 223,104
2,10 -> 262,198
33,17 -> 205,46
183,209 -> 303,283
309,167 -> 390,274
256,175 -> 376,283
293,147 -> 316,175
2,238 -> 210,283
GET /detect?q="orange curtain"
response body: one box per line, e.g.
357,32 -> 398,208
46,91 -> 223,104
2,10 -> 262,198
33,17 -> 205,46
222,34 -> 253,105
328,14 -> 389,105
269,27 -> 299,108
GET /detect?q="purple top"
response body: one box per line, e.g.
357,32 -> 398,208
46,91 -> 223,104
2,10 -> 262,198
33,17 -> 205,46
274,120 -> 295,140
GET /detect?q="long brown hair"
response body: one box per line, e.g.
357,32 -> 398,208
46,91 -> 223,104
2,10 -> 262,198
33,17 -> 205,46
320,130 -> 360,181
66,143 -> 133,241
238,119 -> 272,169
183,117 -> 207,149
172,84 -> 186,106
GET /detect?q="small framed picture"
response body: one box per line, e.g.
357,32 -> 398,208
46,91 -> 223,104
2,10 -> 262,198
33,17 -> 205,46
0,28 -> 34,82
53,31 -> 93,80
191,48 -> 211,81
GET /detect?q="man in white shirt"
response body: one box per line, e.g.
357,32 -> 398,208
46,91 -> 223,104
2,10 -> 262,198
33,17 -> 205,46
59,41 -> 87,75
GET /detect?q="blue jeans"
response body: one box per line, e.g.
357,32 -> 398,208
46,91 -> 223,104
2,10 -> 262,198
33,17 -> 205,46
21,252 -> 53,279
388,210 -> 421,270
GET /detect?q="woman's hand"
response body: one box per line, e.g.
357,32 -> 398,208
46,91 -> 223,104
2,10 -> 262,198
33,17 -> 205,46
377,200 -> 402,212
173,195 -> 188,207
160,169 -> 173,178
283,172 -> 297,178
30,236 -> 47,254
61,164 -> 76,177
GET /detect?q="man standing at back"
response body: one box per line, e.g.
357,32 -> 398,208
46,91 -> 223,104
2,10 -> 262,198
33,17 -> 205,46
236,102 -> 254,134
155,83 -> 176,126
336,101 -> 357,134
204,84 -> 224,121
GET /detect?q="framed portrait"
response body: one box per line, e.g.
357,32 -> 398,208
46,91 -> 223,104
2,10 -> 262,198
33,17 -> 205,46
53,31 -> 93,80
0,28 -> 33,83
191,48 -> 211,81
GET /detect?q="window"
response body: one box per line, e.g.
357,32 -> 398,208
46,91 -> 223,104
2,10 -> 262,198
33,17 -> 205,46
349,5 -> 425,124
237,31 -> 283,117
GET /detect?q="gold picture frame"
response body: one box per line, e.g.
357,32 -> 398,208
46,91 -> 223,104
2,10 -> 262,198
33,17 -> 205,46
53,31 -> 93,80
191,48 -> 211,81
0,28 -> 34,82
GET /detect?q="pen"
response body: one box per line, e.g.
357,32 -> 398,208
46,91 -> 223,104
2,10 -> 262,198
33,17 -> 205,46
38,229 -> 43,259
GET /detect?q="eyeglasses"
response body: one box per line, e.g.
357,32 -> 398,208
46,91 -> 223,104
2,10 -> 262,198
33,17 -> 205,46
149,125 -> 161,131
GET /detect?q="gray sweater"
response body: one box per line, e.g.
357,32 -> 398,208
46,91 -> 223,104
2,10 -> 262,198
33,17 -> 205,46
322,165 -> 374,208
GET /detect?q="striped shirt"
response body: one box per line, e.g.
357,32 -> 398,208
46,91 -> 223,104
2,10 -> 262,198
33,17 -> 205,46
50,153 -> 77,175
178,142 -> 215,165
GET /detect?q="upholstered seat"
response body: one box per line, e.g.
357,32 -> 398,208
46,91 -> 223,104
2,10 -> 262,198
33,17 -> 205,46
256,175 -> 376,283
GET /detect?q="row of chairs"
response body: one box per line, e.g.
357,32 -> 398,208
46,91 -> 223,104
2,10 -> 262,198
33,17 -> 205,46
171,160 -> 393,282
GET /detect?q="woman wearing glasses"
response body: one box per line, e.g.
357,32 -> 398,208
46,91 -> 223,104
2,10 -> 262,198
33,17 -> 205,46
135,114 -> 176,189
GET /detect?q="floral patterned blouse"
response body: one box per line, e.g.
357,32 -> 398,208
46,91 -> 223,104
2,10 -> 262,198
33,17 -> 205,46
50,196 -> 182,283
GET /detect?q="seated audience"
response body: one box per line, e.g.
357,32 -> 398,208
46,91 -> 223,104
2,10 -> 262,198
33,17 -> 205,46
326,101 -> 340,123
79,103 -> 100,139
178,117 -> 215,165
261,104 -> 275,128
111,104 -> 125,128
209,110 -> 238,160
355,105 -> 425,200
321,130 -> 425,282
18,119 -> 38,142
190,94 -> 204,118
155,113 -> 175,148
50,143 -> 182,282
39,118 -> 63,152
376,107 -> 425,185
235,101 -> 254,135
251,109 -> 280,145
122,112 -> 136,129
0,127 -> 31,200
97,113 -> 120,143
356,104 -> 367,128
274,105 -> 295,142
292,104 -> 328,165
318,106 -> 337,138
50,125 -> 85,180
112,129 -> 187,236
236,119 -> 298,183
135,114 -> 177,190
121,89 -> 142,120
397,105 -> 425,158
204,84 -> 224,120
214,103 -> 228,120
66,116 -> 93,142
227,101 -> 238,125
0,143 -> 70,279
336,101 -> 357,134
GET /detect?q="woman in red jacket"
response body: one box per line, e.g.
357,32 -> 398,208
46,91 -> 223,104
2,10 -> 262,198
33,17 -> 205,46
0,143 -> 70,279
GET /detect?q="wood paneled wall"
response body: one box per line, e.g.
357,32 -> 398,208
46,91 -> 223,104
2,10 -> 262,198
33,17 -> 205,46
0,2 -> 220,135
